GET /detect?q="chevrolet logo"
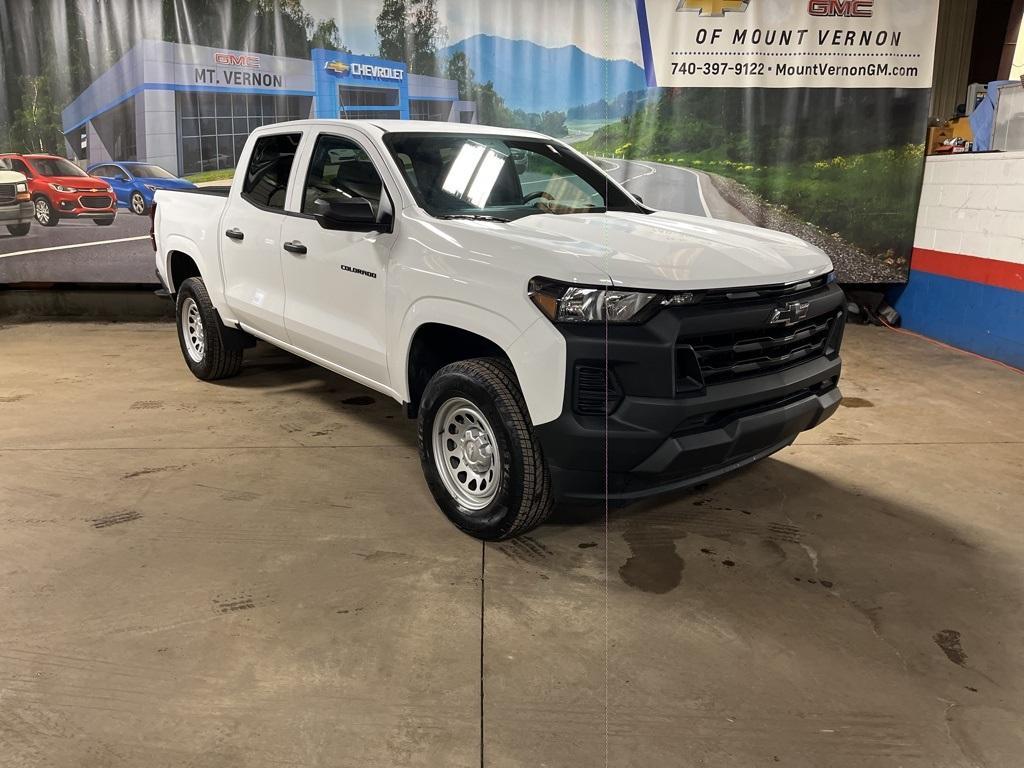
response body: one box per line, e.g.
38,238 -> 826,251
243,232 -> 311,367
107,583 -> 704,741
324,61 -> 350,75
676,0 -> 750,16
769,301 -> 811,327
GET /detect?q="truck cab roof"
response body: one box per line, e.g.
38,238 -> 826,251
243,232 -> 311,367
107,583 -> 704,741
256,119 -> 550,142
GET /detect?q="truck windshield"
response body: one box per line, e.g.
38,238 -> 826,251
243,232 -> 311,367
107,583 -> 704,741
130,164 -> 177,179
383,132 -> 641,221
29,157 -> 89,177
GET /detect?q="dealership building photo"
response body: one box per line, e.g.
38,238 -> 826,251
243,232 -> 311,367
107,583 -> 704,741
61,40 -> 477,176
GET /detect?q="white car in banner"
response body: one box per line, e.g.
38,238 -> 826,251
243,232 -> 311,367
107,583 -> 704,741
152,120 -> 846,540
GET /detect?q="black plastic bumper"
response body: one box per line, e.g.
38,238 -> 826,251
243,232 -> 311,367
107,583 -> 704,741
533,283 -> 846,502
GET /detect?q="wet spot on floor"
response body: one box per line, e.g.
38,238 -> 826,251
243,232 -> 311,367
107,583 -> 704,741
90,511 -> 142,529
934,629 -> 968,666
342,396 -> 375,406
619,523 -> 685,594
578,542 -> 598,549
841,397 -> 875,408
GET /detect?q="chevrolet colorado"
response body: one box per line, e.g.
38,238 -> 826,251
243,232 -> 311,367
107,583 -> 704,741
153,120 -> 845,540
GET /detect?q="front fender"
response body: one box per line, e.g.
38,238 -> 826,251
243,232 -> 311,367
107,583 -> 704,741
392,297 -> 566,426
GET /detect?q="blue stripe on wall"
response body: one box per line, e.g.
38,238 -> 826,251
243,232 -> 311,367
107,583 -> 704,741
892,270 -> 1024,370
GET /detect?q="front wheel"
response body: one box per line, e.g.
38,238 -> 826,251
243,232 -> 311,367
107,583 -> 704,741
418,358 -> 554,540
130,191 -> 147,215
175,277 -> 244,381
34,197 -> 58,227
6,223 -> 30,236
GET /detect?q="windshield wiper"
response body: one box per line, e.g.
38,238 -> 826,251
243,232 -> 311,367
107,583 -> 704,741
436,214 -> 511,223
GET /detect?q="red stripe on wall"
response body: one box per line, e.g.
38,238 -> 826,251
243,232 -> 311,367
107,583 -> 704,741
912,248 -> 1024,293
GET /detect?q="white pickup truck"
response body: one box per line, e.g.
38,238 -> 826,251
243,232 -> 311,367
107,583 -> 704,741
153,120 -> 845,540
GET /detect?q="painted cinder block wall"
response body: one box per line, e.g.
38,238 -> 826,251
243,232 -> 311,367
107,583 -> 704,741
892,151 -> 1024,369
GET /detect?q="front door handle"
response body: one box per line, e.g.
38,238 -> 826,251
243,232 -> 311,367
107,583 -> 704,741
283,240 -> 307,255
225,228 -> 245,241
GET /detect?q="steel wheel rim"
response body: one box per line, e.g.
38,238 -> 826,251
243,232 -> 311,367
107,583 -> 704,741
131,193 -> 145,214
34,199 -> 49,224
181,297 -> 205,363
433,397 -> 501,512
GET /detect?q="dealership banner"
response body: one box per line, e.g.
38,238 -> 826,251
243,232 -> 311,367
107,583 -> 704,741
637,0 -> 940,89
0,0 -> 942,288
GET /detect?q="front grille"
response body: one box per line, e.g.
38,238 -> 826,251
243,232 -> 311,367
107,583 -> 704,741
574,364 -> 623,416
698,275 -> 830,306
79,195 -> 112,209
0,184 -> 15,205
681,310 -> 840,385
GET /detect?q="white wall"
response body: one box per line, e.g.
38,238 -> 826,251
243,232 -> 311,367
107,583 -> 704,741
914,150 -> 1024,263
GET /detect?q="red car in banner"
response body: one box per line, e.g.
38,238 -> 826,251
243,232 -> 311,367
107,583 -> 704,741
0,154 -> 116,227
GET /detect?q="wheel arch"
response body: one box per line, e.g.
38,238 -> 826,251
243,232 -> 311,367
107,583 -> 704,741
404,322 -> 513,417
166,249 -> 202,293
394,298 -> 567,425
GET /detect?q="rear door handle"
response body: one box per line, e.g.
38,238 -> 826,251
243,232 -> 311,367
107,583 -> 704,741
225,228 -> 244,241
283,240 -> 307,255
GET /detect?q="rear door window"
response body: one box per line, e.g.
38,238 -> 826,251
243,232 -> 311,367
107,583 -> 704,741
241,133 -> 301,211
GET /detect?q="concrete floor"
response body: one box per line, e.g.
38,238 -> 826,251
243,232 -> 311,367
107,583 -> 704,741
1,321 -> 1022,767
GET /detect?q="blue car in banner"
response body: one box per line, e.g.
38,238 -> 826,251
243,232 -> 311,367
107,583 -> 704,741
86,162 -> 197,215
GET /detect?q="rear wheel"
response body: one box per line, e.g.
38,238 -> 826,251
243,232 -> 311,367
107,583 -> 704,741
6,223 -> 30,236
418,358 -> 554,540
130,191 -> 147,215
34,197 -> 58,227
175,277 -> 244,381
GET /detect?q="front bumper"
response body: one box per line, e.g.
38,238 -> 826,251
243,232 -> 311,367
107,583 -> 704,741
533,282 -> 846,502
51,191 -> 116,219
0,201 -> 34,224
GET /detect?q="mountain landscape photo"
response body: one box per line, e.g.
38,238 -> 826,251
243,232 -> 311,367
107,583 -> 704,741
441,34 -> 647,114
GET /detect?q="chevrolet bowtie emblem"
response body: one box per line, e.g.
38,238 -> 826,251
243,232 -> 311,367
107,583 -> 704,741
769,301 -> 811,327
676,0 -> 751,16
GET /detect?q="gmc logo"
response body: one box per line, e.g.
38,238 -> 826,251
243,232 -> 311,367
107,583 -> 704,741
214,52 -> 261,68
808,0 -> 873,17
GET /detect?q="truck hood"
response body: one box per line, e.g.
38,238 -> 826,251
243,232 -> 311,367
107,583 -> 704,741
504,210 -> 833,291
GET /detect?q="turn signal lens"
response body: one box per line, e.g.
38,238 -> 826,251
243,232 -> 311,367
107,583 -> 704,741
529,278 -> 660,324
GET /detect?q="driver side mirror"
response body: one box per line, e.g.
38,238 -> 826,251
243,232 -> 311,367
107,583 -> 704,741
312,197 -> 387,232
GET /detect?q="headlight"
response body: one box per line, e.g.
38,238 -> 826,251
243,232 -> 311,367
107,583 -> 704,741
50,183 -> 75,193
15,182 -> 26,193
529,278 -> 661,324
144,184 -> 157,191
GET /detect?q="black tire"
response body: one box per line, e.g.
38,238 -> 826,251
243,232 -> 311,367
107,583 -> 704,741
175,277 -> 244,381
33,196 -> 58,227
94,217 -> 115,226
6,223 -> 30,236
418,358 -> 554,540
